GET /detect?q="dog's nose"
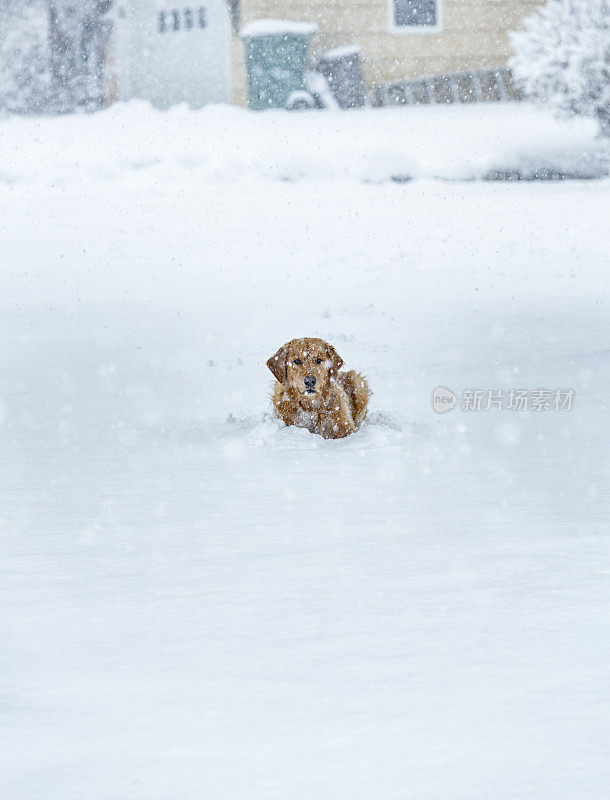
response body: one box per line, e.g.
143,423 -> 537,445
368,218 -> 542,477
304,375 -> 316,388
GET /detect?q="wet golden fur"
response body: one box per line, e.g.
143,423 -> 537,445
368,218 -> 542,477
267,337 -> 370,439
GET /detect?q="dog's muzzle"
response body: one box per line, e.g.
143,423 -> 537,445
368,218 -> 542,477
304,375 -> 317,394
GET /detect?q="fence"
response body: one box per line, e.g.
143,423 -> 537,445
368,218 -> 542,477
377,67 -> 522,107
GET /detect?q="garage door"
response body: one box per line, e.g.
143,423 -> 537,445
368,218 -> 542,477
113,0 -> 231,108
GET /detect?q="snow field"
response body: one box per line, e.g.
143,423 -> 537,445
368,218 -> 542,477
1,106 -> 609,799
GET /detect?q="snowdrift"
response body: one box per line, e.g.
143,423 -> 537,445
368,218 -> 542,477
0,100 -> 607,185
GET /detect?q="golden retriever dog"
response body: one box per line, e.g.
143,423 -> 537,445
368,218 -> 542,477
267,337 -> 370,439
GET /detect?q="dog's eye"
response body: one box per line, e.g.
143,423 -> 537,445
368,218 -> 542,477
293,359 -> 302,365
316,358 -> 323,364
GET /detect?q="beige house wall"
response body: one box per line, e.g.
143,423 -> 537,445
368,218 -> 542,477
233,0 -> 542,105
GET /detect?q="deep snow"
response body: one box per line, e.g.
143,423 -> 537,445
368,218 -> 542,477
1,103 -> 609,800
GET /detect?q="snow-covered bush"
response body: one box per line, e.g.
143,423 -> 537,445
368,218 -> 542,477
0,0 -> 51,114
510,0 -> 610,136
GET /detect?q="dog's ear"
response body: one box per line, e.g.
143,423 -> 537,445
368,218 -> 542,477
267,343 -> 289,383
326,343 -> 343,374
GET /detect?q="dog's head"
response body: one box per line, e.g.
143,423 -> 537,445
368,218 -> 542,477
267,337 -> 343,401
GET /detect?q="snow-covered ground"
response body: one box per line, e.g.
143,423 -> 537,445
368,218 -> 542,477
1,100 -> 608,183
1,103 -> 609,800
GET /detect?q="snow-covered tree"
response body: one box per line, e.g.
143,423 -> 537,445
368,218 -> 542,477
1,0 -> 112,115
510,0 -> 610,135
48,0 -> 112,112
0,0 -> 51,114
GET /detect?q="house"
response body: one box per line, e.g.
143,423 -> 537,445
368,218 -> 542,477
232,0 -> 544,105
2,0 -> 544,113
87,0 -> 546,109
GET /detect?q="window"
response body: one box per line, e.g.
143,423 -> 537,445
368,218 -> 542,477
391,0 -> 439,30
157,7 -> 207,34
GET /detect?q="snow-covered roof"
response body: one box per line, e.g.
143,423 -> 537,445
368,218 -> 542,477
322,45 -> 361,60
240,19 -> 317,38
